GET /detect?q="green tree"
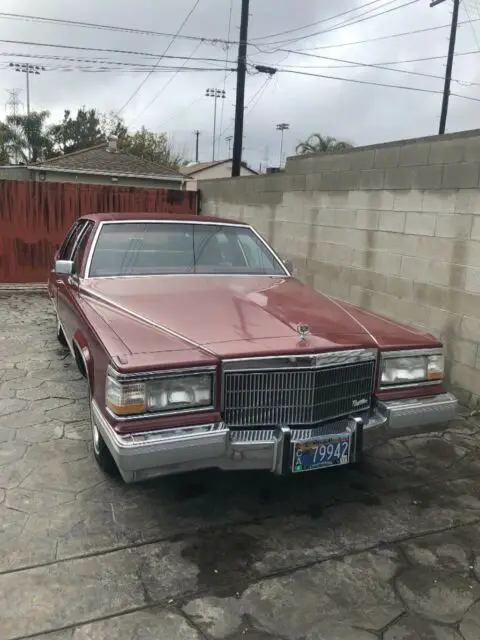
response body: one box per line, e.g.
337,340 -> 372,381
120,127 -> 184,169
6,111 -> 53,163
98,111 -> 128,141
48,107 -> 104,156
296,133 -> 353,155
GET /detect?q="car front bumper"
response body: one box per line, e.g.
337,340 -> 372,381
91,393 -> 458,483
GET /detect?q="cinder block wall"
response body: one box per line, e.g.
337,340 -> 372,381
200,130 -> 480,404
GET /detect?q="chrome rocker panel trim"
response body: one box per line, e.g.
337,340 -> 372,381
91,392 -> 458,483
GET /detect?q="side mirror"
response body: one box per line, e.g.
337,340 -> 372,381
55,260 -> 75,276
283,258 -> 294,274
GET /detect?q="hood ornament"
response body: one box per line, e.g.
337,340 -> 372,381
296,323 -> 311,340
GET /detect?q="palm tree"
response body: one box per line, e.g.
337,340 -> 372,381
296,133 -> 353,156
5,111 -> 53,163
0,122 -> 13,164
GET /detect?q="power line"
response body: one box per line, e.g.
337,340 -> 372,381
115,0 -> 201,116
128,40 -> 205,125
156,72 -> 234,130
219,75 -> 274,139
267,49 -> 480,87
463,2 -> 480,48
273,48 -> 480,70
293,17 -> 480,52
0,10 -> 229,47
0,3 -> 420,53
3,60 -> 231,74
0,37 -> 231,63
53,66 -> 231,74
250,0 -> 386,42
245,76 -> 272,114
0,51 -> 228,70
254,0 -> 420,48
278,67 -> 480,102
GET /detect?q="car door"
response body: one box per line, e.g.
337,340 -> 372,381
56,220 -> 94,349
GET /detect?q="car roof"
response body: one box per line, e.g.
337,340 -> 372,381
79,212 -> 248,225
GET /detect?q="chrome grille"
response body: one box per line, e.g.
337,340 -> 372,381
223,360 -> 376,427
230,419 -> 355,444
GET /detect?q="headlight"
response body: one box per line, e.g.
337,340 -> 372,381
146,375 -> 213,412
106,371 -> 214,416
381,352 -> 444,387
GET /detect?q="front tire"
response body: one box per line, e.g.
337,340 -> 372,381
56,316 -> 68,347
89,392 -> 118,476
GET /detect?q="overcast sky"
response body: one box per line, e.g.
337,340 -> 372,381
0,0 -> 479,169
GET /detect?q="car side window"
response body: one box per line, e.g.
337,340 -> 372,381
71,222 -> 95,276
59,220 -> 87,261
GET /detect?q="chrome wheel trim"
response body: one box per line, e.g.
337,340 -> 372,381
91,412 -> 101,455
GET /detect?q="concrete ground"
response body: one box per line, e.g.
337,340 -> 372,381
1,294 -> 480,640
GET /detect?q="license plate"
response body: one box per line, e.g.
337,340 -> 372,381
292,434 -> 351,473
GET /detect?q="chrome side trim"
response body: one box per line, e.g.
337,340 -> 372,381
222,348 -> 378,372
78,273 -> 285,280
83,220 -> 103,278
105,405 -> 216,422
107,364 -> 217,382
116,423 -> 228,448
248,225 -> 290,277
381,348 -> 443,359
378,392 -> 457,433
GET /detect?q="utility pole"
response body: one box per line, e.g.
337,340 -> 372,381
232,0 -> 250,177
205,89 -> 226,161
9,63 -> 45,115
5,89 -> 23,164
225,135 -> 233,156
194,130 -> 200,162
276,123 -> 290,168
430,0 -> 460,135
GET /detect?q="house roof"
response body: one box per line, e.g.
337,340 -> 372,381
179,158 -> 258,176
32,143 -> 184,180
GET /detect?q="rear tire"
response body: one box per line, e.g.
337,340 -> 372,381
89,390 -> 118,476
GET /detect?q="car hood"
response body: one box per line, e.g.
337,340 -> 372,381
82,275 -> 439,358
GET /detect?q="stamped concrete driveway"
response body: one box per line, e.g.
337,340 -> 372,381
1,293 -> 480,640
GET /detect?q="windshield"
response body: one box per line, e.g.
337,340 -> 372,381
87,222 -> 286,277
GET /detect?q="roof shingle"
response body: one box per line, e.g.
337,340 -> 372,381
34,144 -> 183,179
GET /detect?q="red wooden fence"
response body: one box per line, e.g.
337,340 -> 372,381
0,180 -> 198,283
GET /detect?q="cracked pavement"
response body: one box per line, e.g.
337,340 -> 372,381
1,293 -> 480,640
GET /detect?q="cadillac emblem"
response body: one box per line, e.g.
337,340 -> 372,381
296,323 -> 311,340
